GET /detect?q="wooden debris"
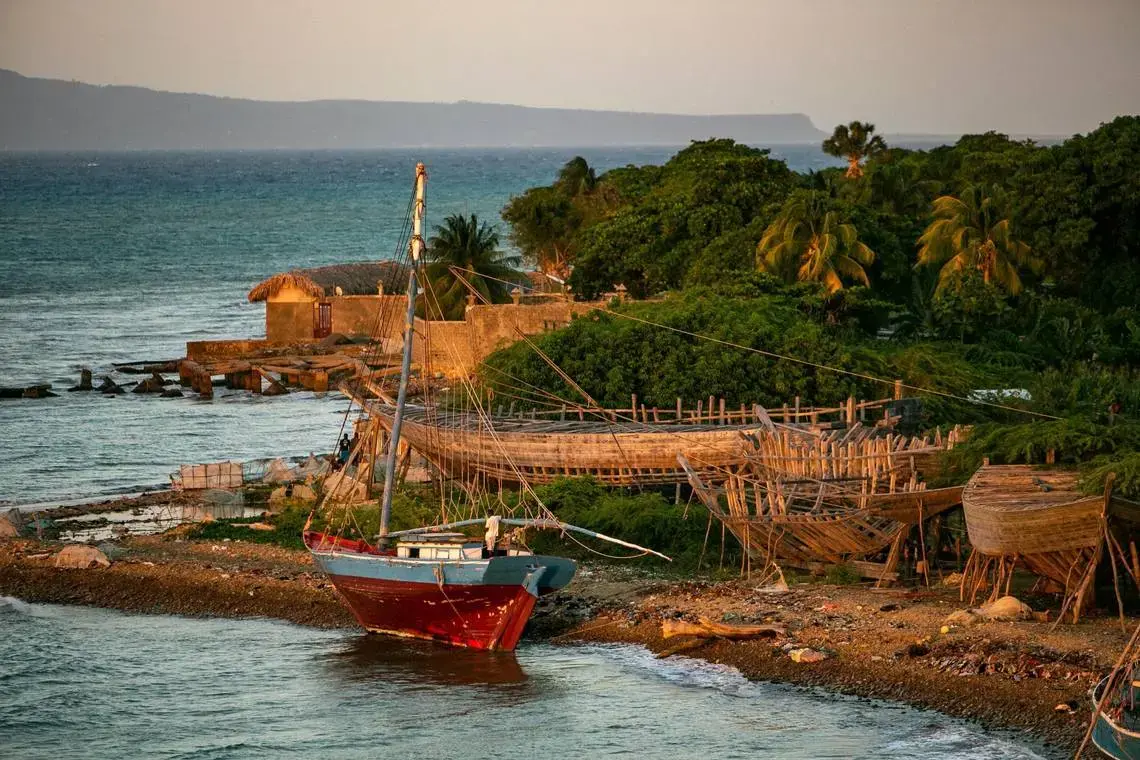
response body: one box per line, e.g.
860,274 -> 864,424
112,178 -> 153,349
661,616 -> 785,641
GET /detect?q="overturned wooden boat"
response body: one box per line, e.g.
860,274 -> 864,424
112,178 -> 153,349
960,464 -> 1138,619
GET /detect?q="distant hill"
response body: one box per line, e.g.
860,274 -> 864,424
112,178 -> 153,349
0,69 -> 825,150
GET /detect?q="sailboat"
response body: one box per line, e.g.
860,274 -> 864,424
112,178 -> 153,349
304,163 -> 665,651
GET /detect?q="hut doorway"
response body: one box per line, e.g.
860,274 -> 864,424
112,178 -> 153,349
314,302 -> 332,339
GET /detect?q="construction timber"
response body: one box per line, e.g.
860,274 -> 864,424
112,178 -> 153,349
680,423 -> 965,580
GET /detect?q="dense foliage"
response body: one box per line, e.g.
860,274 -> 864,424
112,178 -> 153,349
489,117 -> 1140,492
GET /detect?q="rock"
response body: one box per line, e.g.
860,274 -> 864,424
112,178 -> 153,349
320,332 -> 352,346
940,625 -> 951,634
789,648 -> 828,663
245,522 -> 275,531
262,381 -> 288,396
944,609 -> 980,627
53,545 -> 111,569
942,572 -> 964,586
905,642 -> 930,658
132,372 -> 167,393
978,596 -> 1033,621
22,385 -> 57,398
1054,702 -> 1076,713
161,388 -> 184,398
878,603 -> 900,612
68,369 -> 94,392
97,377 -> 125,394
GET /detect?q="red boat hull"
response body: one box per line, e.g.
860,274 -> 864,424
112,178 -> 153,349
326,573 -> 539,651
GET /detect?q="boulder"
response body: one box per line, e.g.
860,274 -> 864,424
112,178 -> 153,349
161,388 -> 184,398
97,377 -> 125,394
943,596 -> 1033,628
22,385 -> 57,398
132,373 -> 167,393
789,648 -> 828,663
53,545 -> 111,569
979,595 -> 1033,621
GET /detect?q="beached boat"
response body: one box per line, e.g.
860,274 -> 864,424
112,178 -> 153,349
1091,670 -> 1140,759
305,163 -> 665,650
959,464 -> 1140,619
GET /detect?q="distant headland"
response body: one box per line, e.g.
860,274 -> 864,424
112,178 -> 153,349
0,69 -> 827,151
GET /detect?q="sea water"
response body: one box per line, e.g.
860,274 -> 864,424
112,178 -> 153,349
0,146 -> 839,505
0,601 -> 1049,759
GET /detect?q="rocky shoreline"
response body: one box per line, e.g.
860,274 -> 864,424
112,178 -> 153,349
0,534 -> 1126,757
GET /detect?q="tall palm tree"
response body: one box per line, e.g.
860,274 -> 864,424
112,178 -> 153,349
756,193 -> 876,294
422,214 -> 523,320
916,184 -> 1039,296
822,121 -> 888,179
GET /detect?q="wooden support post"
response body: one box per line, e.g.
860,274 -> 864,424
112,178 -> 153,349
178,360 -> 195,387
719,397 -> 726,425
894,378 -> 903,400
794,396 -> 801,423
676,397 -> 683,422
313,370 -> 329,393
846,396 -> 856,427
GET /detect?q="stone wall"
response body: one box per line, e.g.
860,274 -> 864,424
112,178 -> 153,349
186,339 -> 271,361
265,301 -> 315,344
258,295 -> 603,376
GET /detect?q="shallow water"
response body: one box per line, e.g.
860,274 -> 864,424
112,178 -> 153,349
0,602 -> 1049,759
0,146 -> 840,505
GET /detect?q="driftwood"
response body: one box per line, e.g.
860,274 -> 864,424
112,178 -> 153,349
660,617 -> 785,641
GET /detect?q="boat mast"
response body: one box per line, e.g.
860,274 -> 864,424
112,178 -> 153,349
378,162 -> 426,543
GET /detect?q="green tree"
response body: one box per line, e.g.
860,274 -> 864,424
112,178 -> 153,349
422,214 -> 522,320
755,193 -> 876,294
822,121 -> 888,179
502,156 -> 608,279
916,184 -> 1039,297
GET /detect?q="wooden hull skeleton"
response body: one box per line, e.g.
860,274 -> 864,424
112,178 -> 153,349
305,163 -> 668,651
678,421 -> 964,580
361,398 -> 917,489
960,464 -> 1140,622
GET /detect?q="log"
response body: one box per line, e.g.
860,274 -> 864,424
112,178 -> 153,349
661,617 -> 785,640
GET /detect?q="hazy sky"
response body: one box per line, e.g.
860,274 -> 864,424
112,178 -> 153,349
2,0 -> 1137,135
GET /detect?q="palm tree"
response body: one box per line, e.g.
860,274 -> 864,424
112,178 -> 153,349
422,214 -> 523,320
916,184 -> 1039,296
756,193 -> 876,294
554,156 -> 598,196
822,121 -> 888,179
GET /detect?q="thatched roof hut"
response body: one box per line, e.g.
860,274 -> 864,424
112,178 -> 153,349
248,262 -> 408,302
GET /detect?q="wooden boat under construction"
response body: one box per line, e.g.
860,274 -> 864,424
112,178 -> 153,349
960,464 -> 1140,619
679,424 -> 965,579
368,403 -> 765,486
357,395 -> 916,488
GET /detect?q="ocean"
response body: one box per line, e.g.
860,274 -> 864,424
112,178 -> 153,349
0,145 -> 840,506
0,601 -> 1048,760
